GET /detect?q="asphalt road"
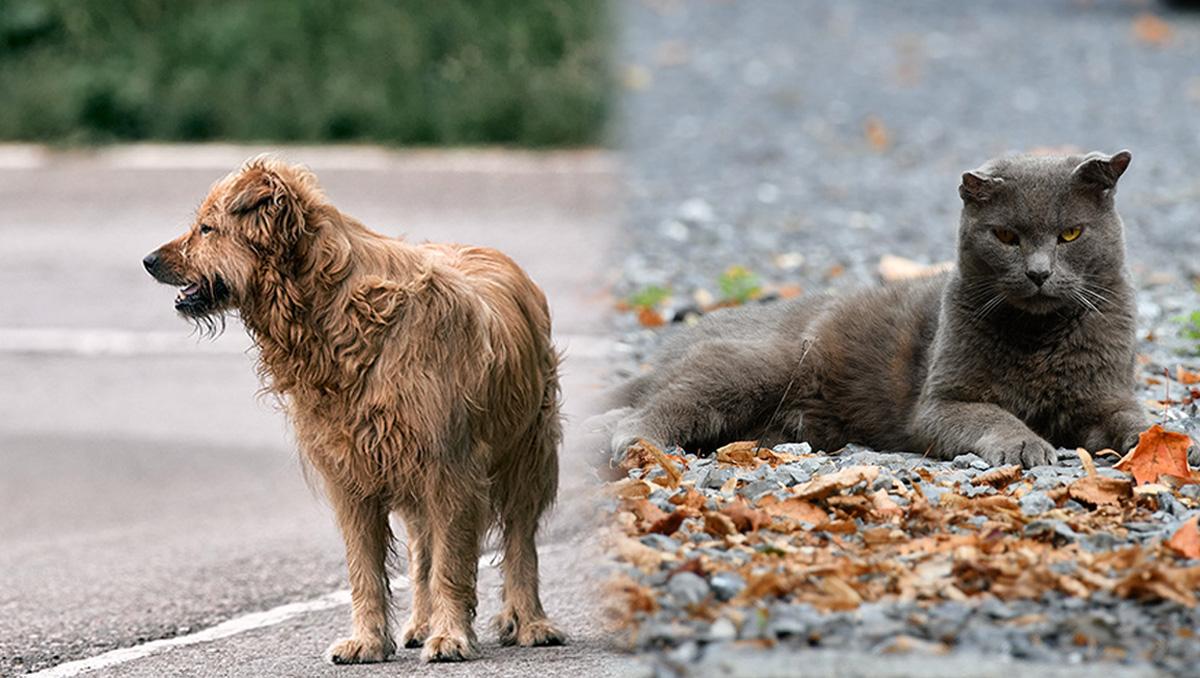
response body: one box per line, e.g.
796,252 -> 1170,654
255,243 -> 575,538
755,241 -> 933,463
0,147 -> 633,677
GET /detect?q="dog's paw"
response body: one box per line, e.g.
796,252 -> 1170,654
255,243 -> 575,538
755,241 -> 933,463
420,632 -> 477,663
400,617 -> 429,649
325,635 -> 394,664
497,613 -> 566,647
976,435 -> 1056,469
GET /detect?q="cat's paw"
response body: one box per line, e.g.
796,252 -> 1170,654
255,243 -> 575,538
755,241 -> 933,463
976,435 -> 1056,468
1113,428 -> 1143,456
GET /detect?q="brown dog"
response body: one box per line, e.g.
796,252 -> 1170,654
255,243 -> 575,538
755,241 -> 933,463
143,157 -> 564,663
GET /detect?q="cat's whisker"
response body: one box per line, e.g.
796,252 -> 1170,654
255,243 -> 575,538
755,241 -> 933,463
1072,290 -> 1103,316
972,293 -> 1006,321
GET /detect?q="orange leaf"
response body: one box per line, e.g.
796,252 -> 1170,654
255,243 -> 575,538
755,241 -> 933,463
647,510 -> 687,536
703,511 -> 737,537
759,494 -> 828,526
1178,365 -> 1200,385
721,500 -> 770,532
865,116 -> 890,151
1132,13 -> 1172,46
792,465 -> 881,501
1168,516 -> 1200,560
716,440 -> 760,467
1068,475 -> 1132,507
628,498 -> 668,527
636,307 -> 664,327
972,464 -> 1023,488
625,439 -> 683,488
1114,424 -> 1193,486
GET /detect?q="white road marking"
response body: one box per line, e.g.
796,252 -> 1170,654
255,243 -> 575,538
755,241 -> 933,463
0,328 -> 613,359
28,542 -> 574,677
26,586 -> 370,678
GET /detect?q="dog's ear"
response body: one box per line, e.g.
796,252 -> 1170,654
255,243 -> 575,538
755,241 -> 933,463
227,163 -> 305,248
228,166 -> 285,215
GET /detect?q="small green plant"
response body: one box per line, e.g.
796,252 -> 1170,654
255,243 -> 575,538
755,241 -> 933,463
718,265 -> 762,305
627,285 -> 671,311
1180,310 -> 1200,342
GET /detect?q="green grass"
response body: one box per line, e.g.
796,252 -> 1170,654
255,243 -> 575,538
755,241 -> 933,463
718,265 -> 763,305
0,0 -> 611,146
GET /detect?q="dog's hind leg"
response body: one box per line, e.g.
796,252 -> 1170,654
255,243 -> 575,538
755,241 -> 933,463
324,485 -> 395,664
493,395 -> 565,647
397,507 -> 433,648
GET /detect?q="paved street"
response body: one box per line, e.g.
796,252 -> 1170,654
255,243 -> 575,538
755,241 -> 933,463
0,147 -> 632,677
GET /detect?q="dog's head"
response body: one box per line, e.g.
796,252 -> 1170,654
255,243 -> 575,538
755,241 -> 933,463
143,156 -> 324,330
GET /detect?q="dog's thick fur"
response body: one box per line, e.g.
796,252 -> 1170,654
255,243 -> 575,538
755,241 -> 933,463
144,157 -> 564,663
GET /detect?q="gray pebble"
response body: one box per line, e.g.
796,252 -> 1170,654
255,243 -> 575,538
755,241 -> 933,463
704,467 -> 735,490
641,534 -> 681,552
707,617 -> 738,642
667,571 -> 709,606
952,453 -> 986,469
1019,491 -> 1055,516
709,571 -> 746,602
740,478 -> 782,500
773,442 -> 811,455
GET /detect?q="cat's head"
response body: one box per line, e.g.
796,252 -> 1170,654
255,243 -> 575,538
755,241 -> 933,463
956,149 -> 1131,316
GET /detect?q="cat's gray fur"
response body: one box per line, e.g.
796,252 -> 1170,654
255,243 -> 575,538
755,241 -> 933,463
608,150 -> 1147,468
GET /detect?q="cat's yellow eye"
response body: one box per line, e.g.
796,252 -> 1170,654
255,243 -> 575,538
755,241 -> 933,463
993,228 -> 1019,245
1059,226 -> 1084,243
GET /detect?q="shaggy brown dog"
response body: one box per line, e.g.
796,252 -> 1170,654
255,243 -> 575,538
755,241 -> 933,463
143,157 -> 564,663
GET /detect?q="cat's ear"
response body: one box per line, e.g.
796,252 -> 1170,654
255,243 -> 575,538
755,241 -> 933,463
959,171 -> 1003,204
1072,150 -> 1131,191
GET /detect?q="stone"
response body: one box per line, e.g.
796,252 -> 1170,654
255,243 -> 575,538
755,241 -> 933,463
667,571 -> 709,606
1019,491 -> 1055,516
709,571 -> 746,602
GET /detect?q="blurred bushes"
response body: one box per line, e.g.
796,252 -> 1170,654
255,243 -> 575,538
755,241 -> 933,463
0,0 -> 610,146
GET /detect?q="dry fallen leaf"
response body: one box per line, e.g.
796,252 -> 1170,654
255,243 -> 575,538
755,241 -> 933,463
1114,424 -> 1193,486
759,494 -> 828,526
636,307 -> 665,328
972,464 -> 1023,488
869,489 -> 905,518
1168,516 -> 1200,560
1068,475 -> 1133,507
648,510 -> 687,536
1132,13 -> 1172,46
613,534 -> 674,570
716,440 -> 760,467
703,511 -> 737,537
865,116 -> 890,151
624,439 -> 683,488
792,465 -> 881,501
628,498 -> 667,527
721,500 -> 770,532
1178,365 -> 1200,385
1077,448 -> 1098,478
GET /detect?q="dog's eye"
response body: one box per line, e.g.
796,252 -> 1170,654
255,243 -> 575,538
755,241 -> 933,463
199,224 -> 215,235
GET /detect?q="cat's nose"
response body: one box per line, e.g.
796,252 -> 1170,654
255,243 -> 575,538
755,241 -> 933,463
1026,269 -> 1052,287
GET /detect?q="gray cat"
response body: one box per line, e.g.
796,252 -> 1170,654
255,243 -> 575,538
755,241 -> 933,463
608,150 -> 1147,468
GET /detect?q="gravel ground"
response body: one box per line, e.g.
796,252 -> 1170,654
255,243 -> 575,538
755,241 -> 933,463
611,0 -> 1200,675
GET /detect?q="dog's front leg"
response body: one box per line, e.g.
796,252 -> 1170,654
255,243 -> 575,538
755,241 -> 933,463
324,485 -> 395,664
420,474 -> 486,662
398,506 -> 433,648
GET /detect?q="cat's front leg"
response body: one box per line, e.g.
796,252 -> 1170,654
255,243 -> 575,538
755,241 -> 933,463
1081,401 -> 1149,455
914,398 -> 1056,468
